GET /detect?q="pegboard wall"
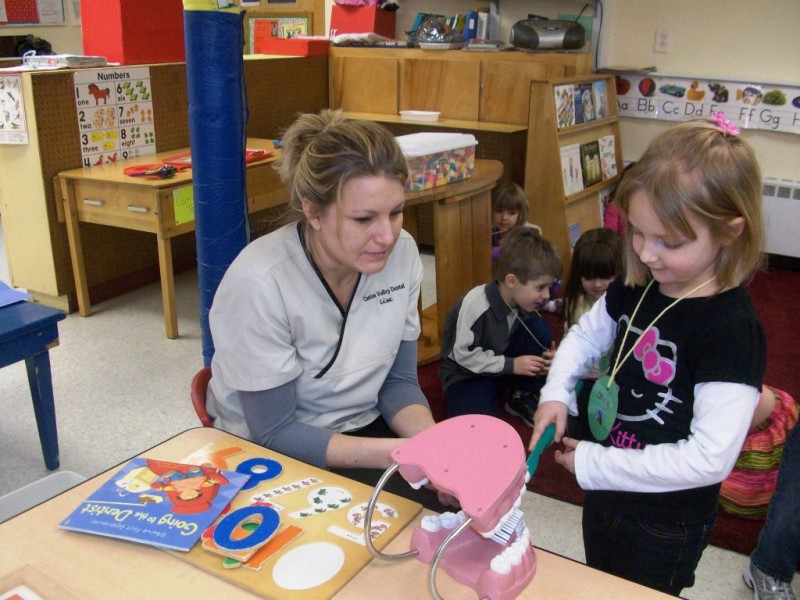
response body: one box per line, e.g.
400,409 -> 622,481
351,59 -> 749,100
21,56 -> 327,305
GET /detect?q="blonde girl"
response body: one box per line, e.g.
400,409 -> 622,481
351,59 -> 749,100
529,115 -> 766,595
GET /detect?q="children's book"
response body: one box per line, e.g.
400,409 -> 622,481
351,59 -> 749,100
598,134 -> 618,180
559,143 -> 583,196
580,140 -> 602,188
573,82 -> 594,125
59,458 -> 249,552
554,84 -> 575,129
592,79 -> 608,119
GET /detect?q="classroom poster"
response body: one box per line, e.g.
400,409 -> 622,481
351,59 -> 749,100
73,67 -> 156,167
0,0 -> 65,23
0,74 -> 29,144
613,73 -> 800,135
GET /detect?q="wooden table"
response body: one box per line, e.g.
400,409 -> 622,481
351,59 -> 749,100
0,300 -> 66,470
56,144 -> 501,354
55,139 -> 285,339
405,160 -> 501,363
0,428 -> 673,599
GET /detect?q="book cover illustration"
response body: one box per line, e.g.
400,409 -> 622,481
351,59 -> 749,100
592,79 -> 608,119
580,140 -> 602,188
574,82 -> 595,124
554,84 -> 575,129
598,134 -> 618,180
559,143 -> 584,196
59,458 -> 249,552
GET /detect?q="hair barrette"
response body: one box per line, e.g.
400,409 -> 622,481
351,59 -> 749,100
711,112 -> 740,136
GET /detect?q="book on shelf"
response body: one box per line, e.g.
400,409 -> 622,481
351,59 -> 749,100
580,140 -> 602,188
463,11 -> 478,41
22,54 -> 108,69
573,82 -> 595,125
464,39 -> 511,51
592,79 -> 608,119
598,134 -> 618,179
476,11 -> 489,40
59,458 -> 249,552
560,143 -> 584,196
554,84 -> 575,129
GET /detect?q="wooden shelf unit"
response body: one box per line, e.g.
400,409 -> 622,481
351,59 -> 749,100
525,73 -> 623,275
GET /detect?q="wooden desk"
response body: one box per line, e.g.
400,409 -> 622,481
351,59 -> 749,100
0,428 -> 672,599
55,139 -> 285,339
406,160 -> 502,363
0,300 -> 66,470
56,147 -> 500,354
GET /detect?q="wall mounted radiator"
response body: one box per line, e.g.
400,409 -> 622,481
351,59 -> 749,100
763,178 -> 800,259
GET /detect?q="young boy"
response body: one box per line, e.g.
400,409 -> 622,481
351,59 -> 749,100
439,227 -> 562,426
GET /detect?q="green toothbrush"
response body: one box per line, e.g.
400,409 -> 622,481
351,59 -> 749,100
527,423 -> 556,477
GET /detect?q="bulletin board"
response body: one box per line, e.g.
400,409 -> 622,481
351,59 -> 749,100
0,0 -> 64,24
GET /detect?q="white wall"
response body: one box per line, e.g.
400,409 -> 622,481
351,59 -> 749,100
7,0 -> 798,180
601,0 -> 800,180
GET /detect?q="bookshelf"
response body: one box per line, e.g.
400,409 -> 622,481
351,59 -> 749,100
524,73 -> 622,274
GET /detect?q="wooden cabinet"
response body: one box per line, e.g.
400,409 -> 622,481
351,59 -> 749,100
329,47 -> 593,126
524,74 -> 623,273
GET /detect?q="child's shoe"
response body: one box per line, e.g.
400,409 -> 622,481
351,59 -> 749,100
504,391 -> 538,428
743,560 -> 797,600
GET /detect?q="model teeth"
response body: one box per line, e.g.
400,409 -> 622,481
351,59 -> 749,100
408,476 -> 430,490
489,534 -> 532,575
421,514 -> 442,532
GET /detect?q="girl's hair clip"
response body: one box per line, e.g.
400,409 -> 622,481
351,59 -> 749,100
711,112 -> 740,136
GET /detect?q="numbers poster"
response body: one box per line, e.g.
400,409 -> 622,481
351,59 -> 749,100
73,67 -> 156,167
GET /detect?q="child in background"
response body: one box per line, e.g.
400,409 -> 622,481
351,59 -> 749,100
743,417 -> 800,600
563,227 -> 623,331
440,227 -> 562,427
491,181 -> 541,263
562,227 -> 624,441
529,115 -> 767,595
603,162 -> 635,237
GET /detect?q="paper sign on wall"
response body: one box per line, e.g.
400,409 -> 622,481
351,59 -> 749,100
612,73 -> 800,135
73,67 -> 157,167
0,75 -> 29,144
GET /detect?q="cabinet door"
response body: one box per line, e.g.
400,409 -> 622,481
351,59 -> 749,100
329,55 -> 398,114
400,59 -> 480,121
480,61 -> 563,125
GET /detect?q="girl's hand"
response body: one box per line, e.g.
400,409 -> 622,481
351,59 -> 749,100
554,436 -> 578,475
513,355 -> 549,376
529,401 -> 568,451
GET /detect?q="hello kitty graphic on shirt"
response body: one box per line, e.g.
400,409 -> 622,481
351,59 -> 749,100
606,316 -> 684,450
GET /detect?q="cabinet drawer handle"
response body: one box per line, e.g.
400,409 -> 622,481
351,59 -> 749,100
82,198 -> 105,206
127,205 -> 150,214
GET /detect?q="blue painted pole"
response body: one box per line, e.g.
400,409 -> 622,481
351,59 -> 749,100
183,5 -> 250,366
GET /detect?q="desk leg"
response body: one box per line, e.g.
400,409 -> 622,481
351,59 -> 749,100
25,351 -> 60,470
59,178 -> 91,317
156,235 -> 179,339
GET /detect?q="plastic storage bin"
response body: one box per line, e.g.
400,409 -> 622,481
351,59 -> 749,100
396,132 -> 478,191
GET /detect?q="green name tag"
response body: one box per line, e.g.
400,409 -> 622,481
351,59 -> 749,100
588,375 -> 619,441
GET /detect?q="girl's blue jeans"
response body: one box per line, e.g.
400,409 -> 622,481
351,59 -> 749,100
582,494 -> 717,596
